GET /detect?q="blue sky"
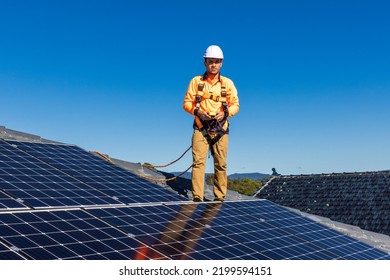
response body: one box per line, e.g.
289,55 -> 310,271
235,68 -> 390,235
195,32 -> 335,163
1,0 -> 389,175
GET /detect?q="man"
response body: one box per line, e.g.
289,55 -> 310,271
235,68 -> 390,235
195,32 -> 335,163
183,45 -> 240,202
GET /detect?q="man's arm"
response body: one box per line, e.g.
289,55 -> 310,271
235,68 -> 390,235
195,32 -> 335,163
183,78 -> 197,115
227,81 -> 240,117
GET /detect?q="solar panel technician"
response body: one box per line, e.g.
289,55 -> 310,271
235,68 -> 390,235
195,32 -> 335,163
183,45 -> 240,202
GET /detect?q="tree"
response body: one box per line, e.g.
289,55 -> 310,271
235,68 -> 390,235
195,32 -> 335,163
206,174 -> 214,185
228,178 -> 262,196
206,175 -> 262,196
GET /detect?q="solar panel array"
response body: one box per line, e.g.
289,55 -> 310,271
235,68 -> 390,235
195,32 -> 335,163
0,139 -> 184,208
1,139 -> 389,260
88,204 -> 270,260
0,209 -> 167,260
0,140 -> 122,208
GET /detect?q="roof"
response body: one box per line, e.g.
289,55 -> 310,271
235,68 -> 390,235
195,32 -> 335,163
256,172 -> 390,236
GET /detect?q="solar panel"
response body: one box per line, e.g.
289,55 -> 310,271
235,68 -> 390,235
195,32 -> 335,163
165,202 -> 340,259
7,140 -> 185,204
87,204 -> 271,260
0,140 -> 121,208
0,209 -> 168,260
221,200 -> 390,260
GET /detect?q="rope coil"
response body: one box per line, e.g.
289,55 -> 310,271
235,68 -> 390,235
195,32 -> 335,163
138,163 -> 193,182
140,145 -> 193,182
143,145 -> 192,168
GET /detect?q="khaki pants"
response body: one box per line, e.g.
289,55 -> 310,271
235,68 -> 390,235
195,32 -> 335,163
191,130 -> 228,201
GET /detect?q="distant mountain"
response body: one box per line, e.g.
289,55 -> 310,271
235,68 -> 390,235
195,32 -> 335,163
228,173 -> 270,180
170,172 -> 270,181
170,172 -> 192,180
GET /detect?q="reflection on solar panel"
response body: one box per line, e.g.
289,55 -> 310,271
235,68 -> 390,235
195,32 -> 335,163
0,200 -> 389,260
88,201 -> 390,260
167,202 -> 340,259
88,204 -> 270,260
0,140 -> 121,208
0,209 -> 167,260
7,140 -> 184,204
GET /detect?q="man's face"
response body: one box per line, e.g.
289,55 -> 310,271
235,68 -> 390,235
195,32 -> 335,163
204,58 -> 223,75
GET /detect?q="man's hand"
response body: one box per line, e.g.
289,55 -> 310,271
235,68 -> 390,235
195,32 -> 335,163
214,111 -> 226,122
196,110 -> 214,121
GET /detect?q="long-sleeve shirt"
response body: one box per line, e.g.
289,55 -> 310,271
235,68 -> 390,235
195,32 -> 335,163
183,74 -> 239,132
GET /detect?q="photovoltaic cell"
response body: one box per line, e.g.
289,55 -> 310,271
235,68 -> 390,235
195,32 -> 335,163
0,209 -> 168,260
7,140 -> 185,204
0,191 -> 27,210
0,242 -> 25,260
0,141 -> 121,208
87,204 -> 271,260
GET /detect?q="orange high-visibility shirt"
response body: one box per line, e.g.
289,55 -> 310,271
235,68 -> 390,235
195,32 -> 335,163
183,75 -> 239,119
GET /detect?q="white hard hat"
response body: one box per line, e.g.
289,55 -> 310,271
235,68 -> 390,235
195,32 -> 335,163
203,45 -> 224,59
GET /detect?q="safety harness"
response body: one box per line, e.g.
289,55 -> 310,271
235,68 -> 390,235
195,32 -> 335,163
194,75 -> 230,150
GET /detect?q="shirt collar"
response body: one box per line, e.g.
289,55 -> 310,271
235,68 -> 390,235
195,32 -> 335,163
202,72 -> 221,84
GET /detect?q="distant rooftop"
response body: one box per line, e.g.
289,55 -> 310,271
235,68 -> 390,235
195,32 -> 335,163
256,172 -> 390,236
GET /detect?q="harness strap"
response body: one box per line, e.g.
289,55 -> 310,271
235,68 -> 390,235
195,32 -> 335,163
197,81 -> 228,103
195,78 -> 229,123
194,77 -> 230,150
199,125 -> 227,156
220,81 -> 229,118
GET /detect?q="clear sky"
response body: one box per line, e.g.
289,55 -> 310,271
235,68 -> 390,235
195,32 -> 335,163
1,0 -> 389,175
